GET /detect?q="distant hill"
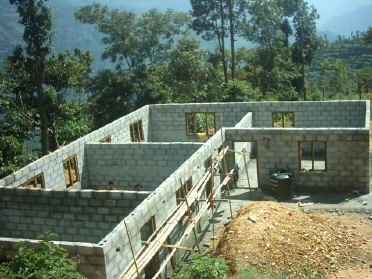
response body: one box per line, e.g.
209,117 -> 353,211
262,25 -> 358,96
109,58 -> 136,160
308,36 -> 372,83
0,0 -> 111,70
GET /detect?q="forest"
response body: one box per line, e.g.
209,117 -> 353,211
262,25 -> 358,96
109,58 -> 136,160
0,0 -> 372,178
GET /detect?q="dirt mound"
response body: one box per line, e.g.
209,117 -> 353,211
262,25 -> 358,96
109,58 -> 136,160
216,202 -> 364,276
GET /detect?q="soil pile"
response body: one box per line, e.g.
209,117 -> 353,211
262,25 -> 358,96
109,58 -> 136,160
217,201 -> 364,276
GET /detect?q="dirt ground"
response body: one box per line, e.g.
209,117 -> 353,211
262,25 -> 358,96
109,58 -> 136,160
214,201 -> 372,278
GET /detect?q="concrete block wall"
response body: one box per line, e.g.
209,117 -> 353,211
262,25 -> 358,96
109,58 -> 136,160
100,132 -> 225,279
251,101 -> 367,128
85,143 -> 203,191
225,127 -> 370,193
0,106 -> 150,190
0,238 -> 106,279
0,188 -> 149,243
149,103 -> 249,142
149,101 -> 367,143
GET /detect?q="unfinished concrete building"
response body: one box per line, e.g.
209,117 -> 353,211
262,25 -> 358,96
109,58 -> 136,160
0,101 -> 370,279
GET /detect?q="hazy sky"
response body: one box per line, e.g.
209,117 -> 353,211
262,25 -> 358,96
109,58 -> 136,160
98,0 -> 371,30
111,0 -> 371,23
307,0 -> 372,25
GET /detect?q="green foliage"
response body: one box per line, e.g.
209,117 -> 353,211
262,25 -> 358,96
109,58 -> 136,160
363,27 -> 372,44
309,34 -> 372,82
2,0 -> 93,155
233,268 -> 323,279
0,135 -> 38,178
172,254 -> 227,279
0,236 -> 86,279
75,5 -> 190,70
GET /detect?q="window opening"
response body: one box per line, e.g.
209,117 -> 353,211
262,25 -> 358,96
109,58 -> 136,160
272,112 -> 294,128
185,112 -> 216,136
63,155 -> 79,187
130,120 -> 144,142
299,141 -> 327,171
140,216 -> 160,278
99,136 -> 111,143
19,173 -> 45,189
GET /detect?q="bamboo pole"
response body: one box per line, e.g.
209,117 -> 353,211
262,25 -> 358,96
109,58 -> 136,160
180,178 -> 201,252
220,130 -> 233,219
142,241 -> 193,252
210,156 -> 215,249
123,218 -> 141,278
242,148 -> 251,191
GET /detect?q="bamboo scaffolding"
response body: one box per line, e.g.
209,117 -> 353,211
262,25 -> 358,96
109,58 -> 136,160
120,167 -> 213,278
220,130 -> 233,219
121,161 -> 216,272
119,147 -> 232,279
151,168 -> 236,279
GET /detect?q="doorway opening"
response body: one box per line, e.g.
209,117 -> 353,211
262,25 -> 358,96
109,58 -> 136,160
233,141 -> 259,189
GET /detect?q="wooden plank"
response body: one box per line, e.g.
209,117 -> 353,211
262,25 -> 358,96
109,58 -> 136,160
142,241 -> 193,252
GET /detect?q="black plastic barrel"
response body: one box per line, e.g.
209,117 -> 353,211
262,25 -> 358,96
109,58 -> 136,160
270,171 -> 292,201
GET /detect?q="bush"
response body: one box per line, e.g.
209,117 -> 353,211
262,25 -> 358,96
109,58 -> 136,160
0,237 -> 86,279
233,268 -> 324,279
172,254 -> 227,279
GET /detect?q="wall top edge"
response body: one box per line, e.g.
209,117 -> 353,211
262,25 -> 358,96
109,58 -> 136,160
149,100 -> 369,106
225,127 -> 369,133
85,142 -> 204,146
0,187 -> 151,195
0,237 -> 101,248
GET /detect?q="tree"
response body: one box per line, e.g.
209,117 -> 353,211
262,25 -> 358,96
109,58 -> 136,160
190,0 -> 246,89
190,0 -> 228,84
291,1 -> 320,100
357,67 -> 372,99
241,0 -> 319,100
75,5 -> 194,126
363,27 -> 372,45
75,5 -> 190,71
0,135 -> 37,178
2,0 -> 93,155
159,37 -> 212,102
319,58 -> 355,98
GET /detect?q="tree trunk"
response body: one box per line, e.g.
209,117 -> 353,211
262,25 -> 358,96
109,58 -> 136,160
301,62 -> 306,101
39,103 -> 49,155
219,0 -> 228,84
228,0 -> 235,82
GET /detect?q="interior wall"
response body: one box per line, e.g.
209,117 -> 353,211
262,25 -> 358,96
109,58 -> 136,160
0,188 -> 149,243
85,143 -> 203,191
